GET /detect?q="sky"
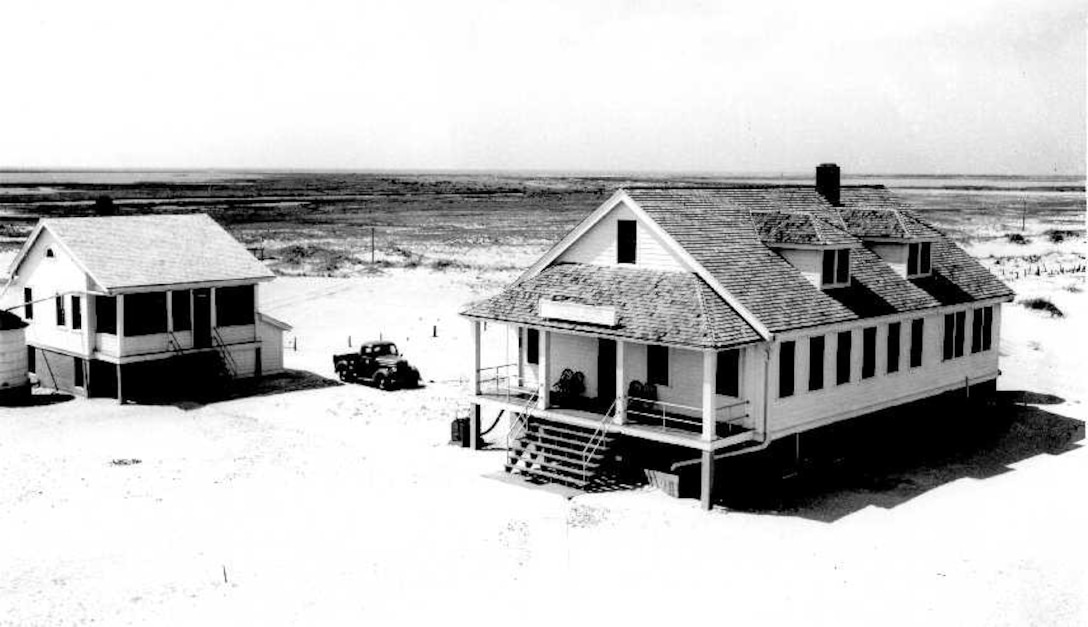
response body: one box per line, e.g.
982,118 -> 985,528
0,0 -> 1084,174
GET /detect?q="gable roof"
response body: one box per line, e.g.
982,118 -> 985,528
10,214 -> 274,292
462,262 -> 762,349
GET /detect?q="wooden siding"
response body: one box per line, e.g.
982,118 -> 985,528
763,304 -> 1003,438
547,332 -> 600,398
556,201 -> 691,272
257,320 -> 285,374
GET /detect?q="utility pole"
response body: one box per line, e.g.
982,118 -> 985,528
371,227 -> 375,264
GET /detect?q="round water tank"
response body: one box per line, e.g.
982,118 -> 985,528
0,310 -> 29,404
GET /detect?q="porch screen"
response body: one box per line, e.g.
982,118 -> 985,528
716,349 -> 739,397
647,345 -> 668,386
172,290 -> 192,332
124,292 -> 167,336
96,296 -> 117,334
526,329 -> 539,364
216,285 -> 255,327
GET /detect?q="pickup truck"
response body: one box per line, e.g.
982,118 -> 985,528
333,341 -> 420,390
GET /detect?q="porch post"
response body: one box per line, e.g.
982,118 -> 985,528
537,330 -> 551,410
471,319 -> 481,395
116,294 -> 125,356
700,449 -> 715,510
516,327 -> 524,387
614,340 -> 626,424
702,350 -> 716,441
116,363 -> 124,404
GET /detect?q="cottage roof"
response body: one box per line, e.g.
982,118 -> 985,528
751,210 -> 859,247
15,214 -> 274,292
462,262 -> 762,349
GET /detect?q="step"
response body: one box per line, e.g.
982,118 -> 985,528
506,454 -> 595,480
509,439 -> 607,464
507,445 -> 602,470
505,463 -> 590,488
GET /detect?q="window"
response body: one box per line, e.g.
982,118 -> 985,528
822,249 -> 850,286
27,347 -> 35,374
124,292 -> 168,336
862,327 -> 876,379
617,220 -> 637,264
23,288 -> 33,320
836,331 -> 852,385
73,357 -> 84,387
215,285 -> 255,327
974,306 -> 992,352
172,290 -> 192,331
982,306 -> 993,351
55,295 -> 65,327
96,296 -> 117,334
716,349 -> 740,397
779,341 -> 795,398
647,344 -> 669,386
808,335 -> 825,391
908,242 -> 933,276
526,328 -> 539,365
71,295 -> 82,330
944,311 -> 967,360
45,248 -> 55,258
910,318 -> 924,367
887,322 -> 901,373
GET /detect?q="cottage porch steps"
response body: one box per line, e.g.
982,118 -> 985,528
505,416 -> 615,488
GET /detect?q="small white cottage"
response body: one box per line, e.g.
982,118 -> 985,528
462,164 -> 1014,508
0,213 -> 290,401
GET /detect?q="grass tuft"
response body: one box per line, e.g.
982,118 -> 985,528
1019,297 -> 1064,318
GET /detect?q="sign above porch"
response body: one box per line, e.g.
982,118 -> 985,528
538,298 -> 617,327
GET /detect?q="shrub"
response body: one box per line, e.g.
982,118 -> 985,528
1005,233 -> 1029,245
1046,229 -> 1080,243
1019,297 -> 1064,318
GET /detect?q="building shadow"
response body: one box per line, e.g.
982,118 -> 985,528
712,391 -> 1083,522
0,389 -> 76,407
129,369 -> 342,410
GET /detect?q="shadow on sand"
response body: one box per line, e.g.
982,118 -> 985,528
712,390 -> 1084,522
0,390 -> 76,407
128,369 -> 342,410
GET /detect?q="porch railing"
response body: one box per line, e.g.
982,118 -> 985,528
625,395 -> 749,437
477,363 -> 536,401
505,389 -> 539,450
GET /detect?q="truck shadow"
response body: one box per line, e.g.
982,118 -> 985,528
130,369 -> 342,410
713,390 -> 1083,522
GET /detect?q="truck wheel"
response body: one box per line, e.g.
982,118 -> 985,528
338,369 -> 348,382
376,373 -> 390,390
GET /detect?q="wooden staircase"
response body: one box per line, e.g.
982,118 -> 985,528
505,415 -> 617,489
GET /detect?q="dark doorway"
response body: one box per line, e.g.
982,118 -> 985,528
598,338 -> 616,410
193,288 -> 212,348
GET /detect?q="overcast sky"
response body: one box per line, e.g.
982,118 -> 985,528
1,0 -> 1084,174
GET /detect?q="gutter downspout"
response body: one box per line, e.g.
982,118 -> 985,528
670,339 -> 776,472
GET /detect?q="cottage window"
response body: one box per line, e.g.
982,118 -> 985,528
887,322 -> 901,373
836,331 -> 852,385
124,292 -> 168,336
73,357 -> 84,387
71,295 -> 82,330
982,306 -> 993,351
45,248 -> 54,258
172,290 -> 192,332
821,249 -> 850,287
954,311 -> 966,358
23,288 -> 33,320
910,318 -> 924,367
96,296 -> 117,334
779,341 -> 795,398
861,327 -> 876,379
27,347 -> 35,374
526,328 -> 539,365
908,242 -> 932,276
808,335 -> 824,391
716,349 -> 740,397
647,344 -> 668,386
617,220 -> 636,264
55,295 -> 65,327
970,308 -> 984,354
216,285 -> 255,327
943,311 -> 967,360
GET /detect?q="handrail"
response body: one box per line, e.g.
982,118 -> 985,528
581,399 -> 617,476
505,389 -> 539,450
626,395 -> 751,436
211,328 -> 239,377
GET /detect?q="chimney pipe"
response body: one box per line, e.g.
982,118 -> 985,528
816,163 -> 840,206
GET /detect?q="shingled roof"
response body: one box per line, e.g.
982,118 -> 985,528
752,210 -> 859,247
462,263 -> 762,349
20,214 -> 274,292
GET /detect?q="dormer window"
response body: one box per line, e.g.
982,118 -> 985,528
907,242 -> 932,277
821,248 -> 850,287
617,220 -> 636,264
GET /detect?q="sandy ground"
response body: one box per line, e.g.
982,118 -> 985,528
1,253 -> 1086,625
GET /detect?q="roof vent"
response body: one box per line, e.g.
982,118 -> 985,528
816,163 -> 841,207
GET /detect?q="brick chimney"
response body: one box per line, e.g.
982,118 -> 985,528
816,163 -> 841,206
